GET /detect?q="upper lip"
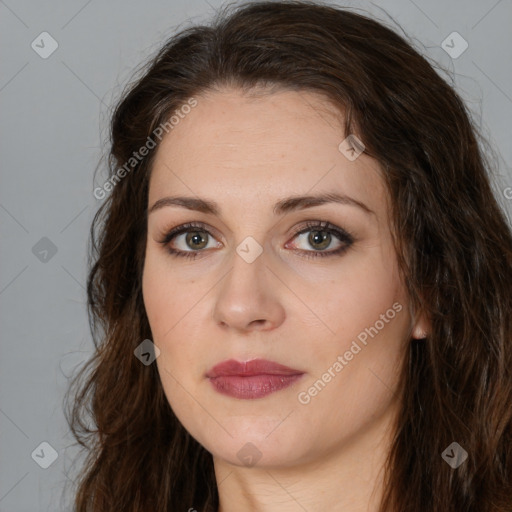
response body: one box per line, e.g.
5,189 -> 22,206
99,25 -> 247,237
206,358 -> 303,378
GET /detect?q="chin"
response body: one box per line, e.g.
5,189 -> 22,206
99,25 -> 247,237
193,418 -> 315,468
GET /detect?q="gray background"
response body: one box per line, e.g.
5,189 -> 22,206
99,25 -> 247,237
1,0 -> 511,510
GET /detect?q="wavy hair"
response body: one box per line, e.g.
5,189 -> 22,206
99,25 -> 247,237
64,1 -> 512,510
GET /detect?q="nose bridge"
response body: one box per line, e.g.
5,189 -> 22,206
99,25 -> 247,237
225,230 -> 268,286
212,239 -> 285,331
220,239 -> 268,307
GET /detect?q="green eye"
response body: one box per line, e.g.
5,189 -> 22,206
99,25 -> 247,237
159,220 -> 354,260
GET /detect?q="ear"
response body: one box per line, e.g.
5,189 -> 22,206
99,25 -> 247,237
411,309 -> 430,340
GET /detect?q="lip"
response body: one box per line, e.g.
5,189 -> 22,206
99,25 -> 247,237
206,358 -> 305,399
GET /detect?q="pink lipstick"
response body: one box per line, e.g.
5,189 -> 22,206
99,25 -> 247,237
206,358 -> 304,399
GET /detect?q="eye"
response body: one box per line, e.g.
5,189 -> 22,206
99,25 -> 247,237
158,220 -> 354,260
158,222 -> 221,260
285,220 -> 354,259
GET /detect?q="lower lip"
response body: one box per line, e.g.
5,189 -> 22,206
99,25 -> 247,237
208,374 -> 304,399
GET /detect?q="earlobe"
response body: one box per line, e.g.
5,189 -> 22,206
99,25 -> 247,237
411,311 -> 430,340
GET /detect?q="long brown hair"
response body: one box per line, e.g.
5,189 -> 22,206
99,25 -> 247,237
64,1 -> 512,510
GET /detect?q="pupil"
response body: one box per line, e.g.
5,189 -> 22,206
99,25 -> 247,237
187,231 -> 207,249
309,231 -> 330,250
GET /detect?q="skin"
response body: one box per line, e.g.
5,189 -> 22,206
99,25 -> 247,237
142,87 -> 429,511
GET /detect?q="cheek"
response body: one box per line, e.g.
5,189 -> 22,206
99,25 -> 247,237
293,244 -> 404,355
142,258 -> 205,431
142,253 -> 168,333
142,250 -> 206,375
142,250 -> 194,339
294,243 -> 409,416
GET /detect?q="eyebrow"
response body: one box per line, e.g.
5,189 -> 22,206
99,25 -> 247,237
147,192 -> 375,217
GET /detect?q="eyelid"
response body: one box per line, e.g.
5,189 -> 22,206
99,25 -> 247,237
289,220 -> 354,242
157,219 -> 355,259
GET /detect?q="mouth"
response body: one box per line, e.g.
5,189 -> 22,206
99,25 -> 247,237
206,358 -> 305,399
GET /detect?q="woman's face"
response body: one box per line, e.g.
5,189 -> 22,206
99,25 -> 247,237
142,87 -> 418,469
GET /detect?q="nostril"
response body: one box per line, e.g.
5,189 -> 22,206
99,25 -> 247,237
250,319 -> 267,327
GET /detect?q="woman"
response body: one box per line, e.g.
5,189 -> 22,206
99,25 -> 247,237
65,1 -> 512,510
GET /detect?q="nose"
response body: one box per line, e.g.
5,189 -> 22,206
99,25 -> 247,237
212,245 -> 286,333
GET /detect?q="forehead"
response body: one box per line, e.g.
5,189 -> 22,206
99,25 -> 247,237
148,87 -> 388,220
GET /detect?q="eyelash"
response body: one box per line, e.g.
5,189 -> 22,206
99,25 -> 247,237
158,220 -> 355,261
